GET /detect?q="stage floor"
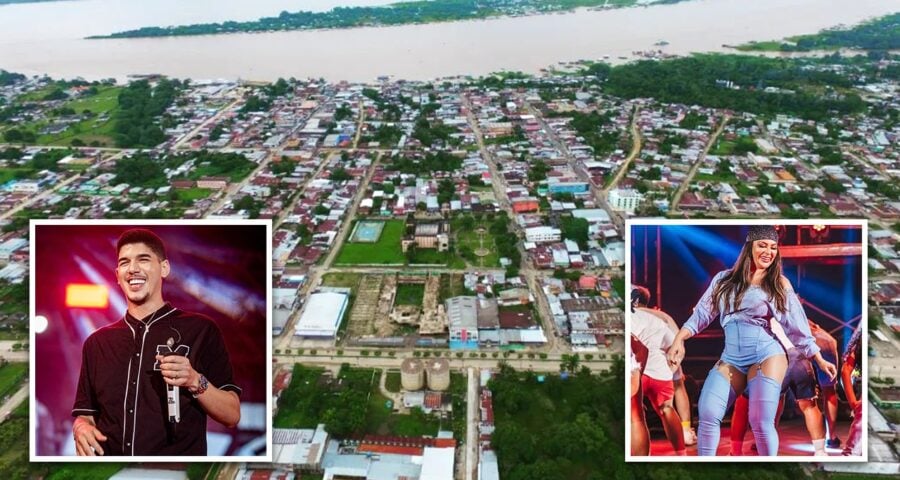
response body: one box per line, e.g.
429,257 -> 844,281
643,418 -> 855,457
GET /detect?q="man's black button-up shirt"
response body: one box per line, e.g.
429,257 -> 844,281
73,303 -> 241,456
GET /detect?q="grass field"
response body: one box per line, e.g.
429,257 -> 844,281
0,362 -> 27,399
175,187 -> 213,203
695,171 -> 736,183
409,248 -> 467,269
709,139 -> 738,156
385,371 -> 402,392
191,161 -> 256,182
17,84 -> 59,102
67,86 -> 122,114
384,407 -> 440,437
0,168 -> 32,185
30,86 -> 122,147
0,330 -> 27,341
395,283 -> 425,306
335,219 -> 406,265
322,272 -> 362,290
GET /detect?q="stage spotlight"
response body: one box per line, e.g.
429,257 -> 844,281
34,315 -> 48,334
65,284 -> 109,309
809,224 -> 830,244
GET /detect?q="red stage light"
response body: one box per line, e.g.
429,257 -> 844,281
65,284 -> 109,309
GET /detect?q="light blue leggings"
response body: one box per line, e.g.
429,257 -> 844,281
697,366 -> 782,455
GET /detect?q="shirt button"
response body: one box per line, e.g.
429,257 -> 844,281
129,409 -> 133,413
132,381 -> 136,385
126,442 -> 131,447
135,353 -> 140,357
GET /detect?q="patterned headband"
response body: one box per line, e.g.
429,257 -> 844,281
746,225 -> 778,243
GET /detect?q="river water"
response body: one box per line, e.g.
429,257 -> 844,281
0,0 -> 897,82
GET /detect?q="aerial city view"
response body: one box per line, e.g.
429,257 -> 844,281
0,0 -> 899,478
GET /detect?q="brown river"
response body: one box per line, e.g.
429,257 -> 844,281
0,0 -> 897,82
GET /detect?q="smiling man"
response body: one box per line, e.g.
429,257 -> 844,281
71,228 -> 241,456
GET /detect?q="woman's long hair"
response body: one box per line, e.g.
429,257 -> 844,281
711,240 -> 787,315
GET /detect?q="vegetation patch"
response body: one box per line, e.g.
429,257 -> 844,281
738,13 -> 900,52
395,283 -> 425,306
114,79 -> 182,148
604,54 -> 866,121
439,274 -> 468,303
174,187 -> 213,203
0,398 -> 29,478
99,0 -> 665,38
385,371 -> 402,393
275,365 -> 453,439
0,362 -> 27,399
490,363 -> 804,479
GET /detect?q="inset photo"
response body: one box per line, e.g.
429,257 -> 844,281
625,220 -> 866,461
30,220 -> 271,462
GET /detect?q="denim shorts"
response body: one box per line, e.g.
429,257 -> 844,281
782,348 -> 818,400
721,320 -> 787,375
814,349 -> 837,388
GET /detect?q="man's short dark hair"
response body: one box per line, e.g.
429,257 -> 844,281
631,285 -> 651,308
117,228 -> 167,261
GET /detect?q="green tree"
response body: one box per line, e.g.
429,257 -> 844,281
330,167 -> 351,182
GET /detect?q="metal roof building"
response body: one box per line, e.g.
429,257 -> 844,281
295,291 -> 348,338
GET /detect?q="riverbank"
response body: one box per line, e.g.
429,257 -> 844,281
91,0 -> 691,40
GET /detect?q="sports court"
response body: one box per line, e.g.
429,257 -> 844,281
350,220 -> 385,243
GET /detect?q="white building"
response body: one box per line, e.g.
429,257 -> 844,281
272,425 -> 329,470
608,189 -> 643,213
599,241 -> 626,268
446,296 -> 479,348
524,226 -> 561,243
294,291 -> 348,338
421,447 -> 455,480
571,208 -> 611,224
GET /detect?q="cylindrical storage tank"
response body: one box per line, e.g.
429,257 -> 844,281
426,358 -> 450,391
400,358 -> 424,391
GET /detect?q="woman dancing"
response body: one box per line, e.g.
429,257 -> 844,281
667,225 -> 837,456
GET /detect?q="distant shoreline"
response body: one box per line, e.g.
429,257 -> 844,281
89,0 -> 693,40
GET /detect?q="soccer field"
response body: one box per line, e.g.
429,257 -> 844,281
335,219 -> 406,265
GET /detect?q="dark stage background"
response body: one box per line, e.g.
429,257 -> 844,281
33,224 -> 268,457
630,224 -> 863,396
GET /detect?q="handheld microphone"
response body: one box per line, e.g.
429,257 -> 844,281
165,337 -> 180,423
